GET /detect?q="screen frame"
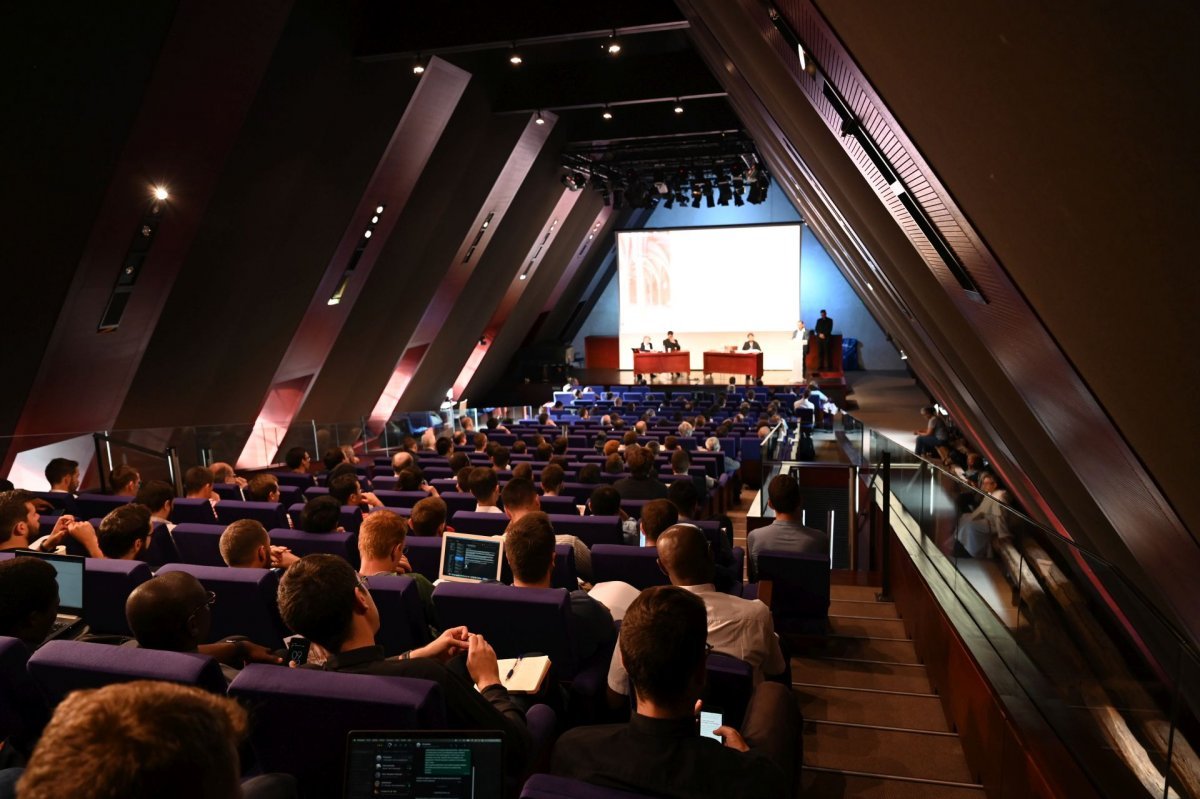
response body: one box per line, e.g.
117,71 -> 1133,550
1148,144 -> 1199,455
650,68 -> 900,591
437,532 -> 504,583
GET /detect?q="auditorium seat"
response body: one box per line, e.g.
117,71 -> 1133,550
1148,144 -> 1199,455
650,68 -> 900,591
28,640 -> 227,707
213,482 -> 245,501
173,523 -> 228,566
215,500 -> 288,529
74,493 -> 130,519
450,511 -> 509,536
749,550 -> 831,636
590,545 -> 668,590
402,535 -> 442,579
267,528 -> 352,559
706,654 -> 754,731
172,497 -> 220,524
548,515 -> 622,548
373,489 -> 431,509
0,635 -> 45,753
364,574 -> 431,655
520,775 -> 658,799
227,666 -> 446,799
143,521 -> 181,569
156,564 -> 289,648
83,558 -> 154,635
539,495 -> 580,515
439,491 -> 477,518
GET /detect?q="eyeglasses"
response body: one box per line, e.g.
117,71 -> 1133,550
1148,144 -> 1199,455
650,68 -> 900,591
188,590 -> 216,622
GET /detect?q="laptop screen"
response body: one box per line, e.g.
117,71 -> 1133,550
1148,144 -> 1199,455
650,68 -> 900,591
344,731 -> 503,799
15,550 -> 85,613
438,532 -> 503,583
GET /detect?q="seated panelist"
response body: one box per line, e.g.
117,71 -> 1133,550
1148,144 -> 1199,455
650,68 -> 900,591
741,333 -> 761,351
662,332 -> 681,352
639,336 -> 654,351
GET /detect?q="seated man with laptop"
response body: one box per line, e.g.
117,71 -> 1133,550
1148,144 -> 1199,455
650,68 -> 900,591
277,554 -> 533,772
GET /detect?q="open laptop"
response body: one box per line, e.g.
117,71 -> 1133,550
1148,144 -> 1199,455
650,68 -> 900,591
15,550 -> 88,643
437,532 -> 504,584
343,730 -> 504,799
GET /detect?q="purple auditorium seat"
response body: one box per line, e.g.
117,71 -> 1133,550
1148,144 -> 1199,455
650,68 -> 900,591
144,521 -> 181,569
214,500 -> 288,530
402,535 -> 442,580
173,523 -> 228,566
156,564 -> 288,648
431,478 -> 458,493
705,653 -> 753,730
28,640 -> 227,706
559,482 -> 597,504
172,497 -> 220,524
273,471 -> 316,490
301,486 -> 329,499
266,528 -> 351,559
620,499 -> 650,519
227,665 -> 446,799
213,482 -> 245,501
752,551 -> 830,635
450,511 -> 509,536
365,574 -> 431,655
83,558 -> 154,635
538,495 -> 580,515
74,493 -> 131,519
423,466 -> 453,479
439,491 -> 477,518
590,545 -> 668,590
548,515 -> 622,548
372,474 -> 398,490
373,490 -> 431,509
0,635 -> 46,754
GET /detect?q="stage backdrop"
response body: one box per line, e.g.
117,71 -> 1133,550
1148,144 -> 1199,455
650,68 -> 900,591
616,224 -> 801,370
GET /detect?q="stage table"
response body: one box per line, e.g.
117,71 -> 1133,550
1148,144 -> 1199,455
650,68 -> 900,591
634,350 -> 691,375
703,350 -> 764,378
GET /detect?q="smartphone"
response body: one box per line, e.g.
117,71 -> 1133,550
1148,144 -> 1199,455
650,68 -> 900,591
699,707 -> 723,742
287,637 -> 311,666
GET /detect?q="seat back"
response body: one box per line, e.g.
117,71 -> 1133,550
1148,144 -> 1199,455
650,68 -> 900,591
144,521 -> 181,569
156,564 -> 288,648
74,493 -> 131,519
433,582 -> 581,676
374,490 -> 430,509
28,640 -> 227,706
537,495 -> 580,516
757,550 -> 831,634
171,497 -> 220,524
227,664 -> 445,799
83,558 -> 154,635
215,500 -> 288,529
0,635 -> 45,751
439,491 -> 478,517
705,653 -> 753,729
267,528 -> 352,559
548,515 -> 621,548
403,536 -> 442,579
173,523 -> 228,566
367,574 -> 431,655
590,545 -> 667,590
450,511 -> 509,536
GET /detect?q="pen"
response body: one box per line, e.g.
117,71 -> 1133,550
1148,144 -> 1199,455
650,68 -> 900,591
505,655 -> 524,682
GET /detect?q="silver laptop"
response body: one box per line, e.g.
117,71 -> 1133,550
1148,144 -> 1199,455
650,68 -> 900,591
343,730 -> 504,799
437,532 -> 504,583
15,550 -> 88,643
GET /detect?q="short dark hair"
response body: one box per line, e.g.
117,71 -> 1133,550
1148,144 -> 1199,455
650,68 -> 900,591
125,571 -> 209,652
667,479 -> 699,517
284,447 -> 309,469
0,491 -> 34,545
328,472 -> 359,505
511,462 -> 533,482
448,452 -> 470,474
577,463 -> 601,484
435,437 -> 453,456
552,437 -> 569,455
767,474 -> 801,514
409,497 -> 448,537
625,446 -> 653,479
510,440 -> 527,454
501,478 -> 538,513
670,449 -> 690,474
621,586 -> 708,705
469,467 -> 498,502
245,473 -> 279,503
491,446 -> 511,469
540,464 -> 565,492
134,480 -> 175,514
0,557 -> 58,641
44,458 -> 78,487
322,448 -> 345,472
301,495 -> 341,533
604,454 -> 624,475
640,499 -> 679,543
535,443 -> 553,461
277,554 -> 359,651
588,485 -> 621,515
398,468 -> 425,491
219,519 -> 269,567
98,504 -> 153,559
621,430 -> 638,446
110,465 -> 140,494
183,466 -> 214,496
505,511 -> 555,583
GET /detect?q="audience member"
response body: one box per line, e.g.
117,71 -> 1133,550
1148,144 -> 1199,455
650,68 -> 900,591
469,467 -> 502,513
183,466 -> 218,505
135,479 -> 183,528
0,557 -> 59,649
491,445 -> 511,472
209,462 -> 247,489
329,472 -> 383,511
638,499 -> 678,547
0,490 -> 101,556
219,519 -> 298,570
603,453 -> 624,475
284,447 -> 314,478
614,446 -> 668,500
409,496 -> 449,537
953,472 -> 1012,558
435,437 -> 454,457
109,465 -> 140,497
671,448 -> 714,496
98,504 -> 155,560
358,509 -> 436,629
321,448 -> 346,473
747,475 -> 828,580
540,463 -> 565,496
704,436 -> 740,475
448,452 -> 470,476
577,463 -> 601,484
554,585 -> 797,798
511,462 -> 534,482
503,479 -> 591,581
587,485 -> 639,542
390,450 -> 414,476
914,405 -> 949,460
473,433 -> 489,453
244,473 -> 282,503
299,495 -> 342,533
44,458 -> 80,495
668,481 -> 738,592
511,440 -> 527,455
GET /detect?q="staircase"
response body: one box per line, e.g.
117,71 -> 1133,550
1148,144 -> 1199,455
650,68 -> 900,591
794,584 -> 985,798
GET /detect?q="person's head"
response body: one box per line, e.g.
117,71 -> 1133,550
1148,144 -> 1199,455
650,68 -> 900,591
125,571 -> 213,651
508,461 -> 531,482
642,336 -> 651,344
469,467 -> 499,505
704,436 -> 721,453
45,458 -> 80,492
209,463 -> 236,484
602,439 -> 620,457
0,557 -> 59,647
99,504 -> 153,559
219,519 -> 272,568
183,466 -> 215,499
454,465 -> 473,492
512,439 -> 528,455
301,495 -> 342,533
677,420 -> 694,438
501,478 -> 540,521
746,332 -> 755,341
435,437 -> 453,456
16,681 -> 245,799
670,448 -> 691,475
540,463 -> 565,494
461,416 -> 476,432
639,499 -> 679,545
328,472 -> 362,506
620,586 -> 708,713
551,436 -> 568,455
505,511 -> 556,587
321,448 -> 345,473
245,473 -> 281,503
135,475 -> 175,520
663,435 -> 678,451
409,496 -> 448,537
625,446 -> 653,479
588,485 -> 621,516
491,445 -> 511,469
399,435 -> 418,453
535,442 -> 553,461
621,430 -> 638,447
396,467 -> 423,491
921,405 -> 936,419
667,479 -> 700,519
447,454 -> 470,478
110,465 -> 141,496
577,463 -> 601,484
327,463 -> 357,486
666,330 -> 675,340
979,472 -> 1000,494
278,554 -> 374,652
537,412 -> 550,425
358,510 -> 410,571
757,425 -> 770,440
285,447 -> 311,472
797,320 -> 805,329
656,524 -> 715,586
452,430 -> 467,447
0,490 -> 38,549
820,309 -> 827,318
604,453 -> 625,475
390,450 -> 414,476
633,420 -> 647,435
767,473 -> 802,515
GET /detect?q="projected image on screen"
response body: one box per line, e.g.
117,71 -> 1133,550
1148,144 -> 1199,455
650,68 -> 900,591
617,224 -> 801,370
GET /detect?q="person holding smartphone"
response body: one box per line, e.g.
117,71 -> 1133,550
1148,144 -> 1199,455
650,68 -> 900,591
552,586 -> 798,798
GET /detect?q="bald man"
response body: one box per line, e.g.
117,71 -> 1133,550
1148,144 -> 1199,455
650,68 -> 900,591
606,524 -> 785,704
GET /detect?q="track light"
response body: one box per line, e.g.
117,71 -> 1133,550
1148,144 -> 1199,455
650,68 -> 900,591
509,45 -> 523,65
412,54 -> 425,74
674,100 -> 684,114
535,110 -> 545,125
602,105 -> 612,120
606,31 -> 621,55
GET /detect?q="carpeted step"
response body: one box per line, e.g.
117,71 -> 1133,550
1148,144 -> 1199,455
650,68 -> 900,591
829,599 -> 899,619
828,615 -> 908,639
791,658 -> 933,694
802,769 -> 985,798
815,635 -> 922,665
795,685 -> 950,732
830,585 -> 887,602
803,720 -> 974,783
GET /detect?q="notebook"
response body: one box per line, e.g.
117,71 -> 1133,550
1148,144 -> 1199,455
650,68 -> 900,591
15,550 -> 87,643
495,655 -> 551,694
437,532 -> 504,583
343,731 -> 504,799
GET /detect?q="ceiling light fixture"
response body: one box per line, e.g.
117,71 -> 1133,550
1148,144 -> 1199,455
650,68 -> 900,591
412,54 -> 425,74
535,110 -> 545,125
602,105 -> 612,120
509,44 -> 522,65
674,99 -> 684,114
152,186 -> 169,201
606,31 -> 621,55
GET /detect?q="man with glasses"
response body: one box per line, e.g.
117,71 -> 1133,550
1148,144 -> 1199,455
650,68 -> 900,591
553,585 -> 798,798
125,571 -> 284,681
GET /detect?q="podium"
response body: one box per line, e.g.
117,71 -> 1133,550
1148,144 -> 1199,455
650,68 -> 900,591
791,334 -> 808,382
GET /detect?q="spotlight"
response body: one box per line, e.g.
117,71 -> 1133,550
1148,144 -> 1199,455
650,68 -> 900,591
606,32 -> 621,55
535,110 -> 545,125
412,54 -> 425,74
602,105 -> 612,120
364,230 -> 372,238
376,205 -> 384,214
674,99 -> 684,114
519,273 -> 527,280
152,186 -> 169,201
509,46 -> 523,65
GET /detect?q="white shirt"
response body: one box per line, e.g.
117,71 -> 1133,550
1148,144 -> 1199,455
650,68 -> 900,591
607,583 -> 785,695
475,504 -> 505,514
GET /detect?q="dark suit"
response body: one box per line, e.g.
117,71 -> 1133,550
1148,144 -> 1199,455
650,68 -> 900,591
662,338 -> 680,352
814,316 -> 833,368
741,341 -> 761,351
639,342 -> 653,351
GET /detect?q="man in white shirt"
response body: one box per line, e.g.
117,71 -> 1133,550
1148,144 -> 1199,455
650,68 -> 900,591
470,467 -> 504,513
607,524 -> 786,704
